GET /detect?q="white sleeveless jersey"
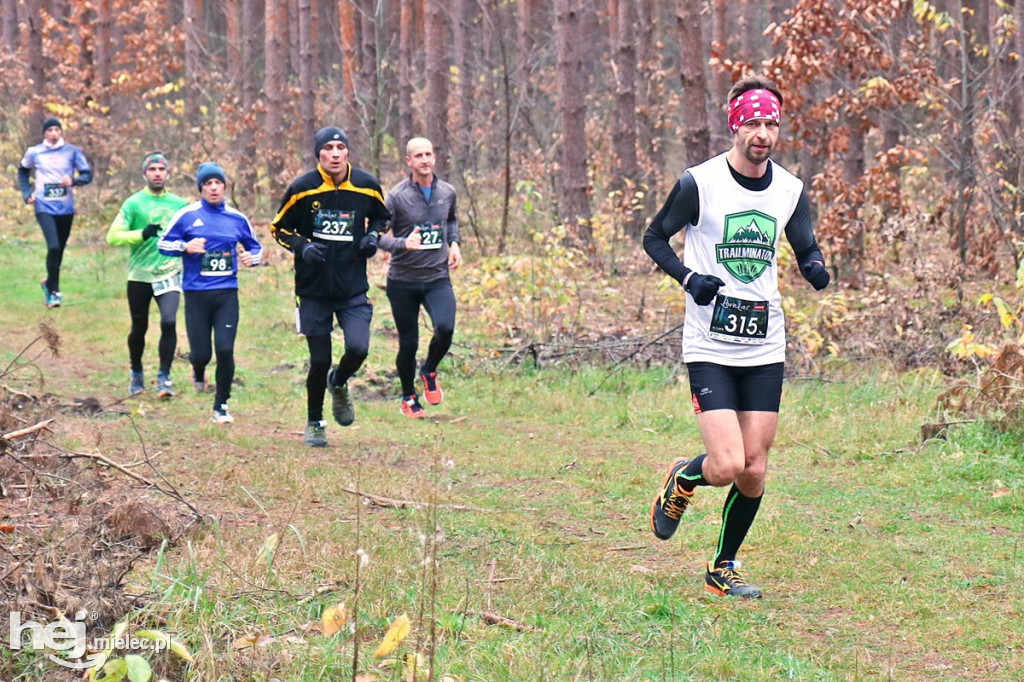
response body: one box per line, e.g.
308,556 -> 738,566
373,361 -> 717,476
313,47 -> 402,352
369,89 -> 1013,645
681,153 -> 803,366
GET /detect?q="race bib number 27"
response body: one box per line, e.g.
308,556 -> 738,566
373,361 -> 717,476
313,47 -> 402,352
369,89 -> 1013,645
415,223 -> 443,250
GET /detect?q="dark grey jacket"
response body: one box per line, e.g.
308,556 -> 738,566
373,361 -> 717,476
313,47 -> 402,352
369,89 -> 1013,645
379,174 -> 460,283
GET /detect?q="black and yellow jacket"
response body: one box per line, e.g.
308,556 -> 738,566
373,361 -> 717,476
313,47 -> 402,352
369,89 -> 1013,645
270,163 -> 391,300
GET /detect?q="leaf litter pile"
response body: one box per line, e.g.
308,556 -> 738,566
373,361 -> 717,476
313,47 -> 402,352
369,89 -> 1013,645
1,325 -> 201,680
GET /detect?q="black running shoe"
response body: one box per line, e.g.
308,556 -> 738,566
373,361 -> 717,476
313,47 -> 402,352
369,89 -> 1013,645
329,372 -> 355,426
649,457 -> 694,540
704,560 -> 762,599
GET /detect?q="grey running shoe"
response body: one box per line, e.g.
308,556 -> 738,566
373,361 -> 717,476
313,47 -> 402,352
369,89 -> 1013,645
303,420 -> 328,447
212,404 -> 234,424
649,457 -> 694,540
705,560 -> 762,599
329,373 -> 355,426
192,371 -> 211,393
129,370 -> 145,395
156,372 -> 174,399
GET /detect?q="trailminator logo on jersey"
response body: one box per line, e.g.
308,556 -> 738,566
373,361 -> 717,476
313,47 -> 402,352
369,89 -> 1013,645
716,210 -> 777,283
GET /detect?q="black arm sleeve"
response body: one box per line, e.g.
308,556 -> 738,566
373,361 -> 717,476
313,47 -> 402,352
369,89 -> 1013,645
17,166 -> 32,201
73,168 -> 93,186
783,189 -> 825,266
642,173 -> 700,284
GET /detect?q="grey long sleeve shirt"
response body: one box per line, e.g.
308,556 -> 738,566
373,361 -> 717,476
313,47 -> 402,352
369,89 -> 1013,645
379,174 -> 460,283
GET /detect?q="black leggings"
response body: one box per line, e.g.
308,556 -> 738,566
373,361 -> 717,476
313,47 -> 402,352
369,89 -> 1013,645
127,280 -> 179,374
386,277 -> 456,397
304,302 -> 372,422
184,289 -> 239,407
37,212 -> 74,293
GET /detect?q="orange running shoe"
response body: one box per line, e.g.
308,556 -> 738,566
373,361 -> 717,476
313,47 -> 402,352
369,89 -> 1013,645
419,369 -> 443,405
400,394 -> 426,418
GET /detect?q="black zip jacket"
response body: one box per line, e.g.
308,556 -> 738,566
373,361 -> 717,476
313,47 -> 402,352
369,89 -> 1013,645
270,163 -> 391,300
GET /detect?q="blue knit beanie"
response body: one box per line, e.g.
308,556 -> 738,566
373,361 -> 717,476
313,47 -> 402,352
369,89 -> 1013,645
196,161 -> 226,189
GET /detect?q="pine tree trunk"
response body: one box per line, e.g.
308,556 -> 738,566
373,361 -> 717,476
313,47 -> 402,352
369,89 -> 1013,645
338,0 -> 359,130
226,0 -> 242,87
425,0 -> 449,172
555,0 -> 591,244
1,0 -> 17,50
184,0 -> 202,129
612,0 -> 641,237
26,0 -> 45,116
237,0 -> 260,195
299,0 -> 317,167
677,0 -> 710,169
95,0 -> 112,92
265,0 -> 288,194
398,0 -> 414,145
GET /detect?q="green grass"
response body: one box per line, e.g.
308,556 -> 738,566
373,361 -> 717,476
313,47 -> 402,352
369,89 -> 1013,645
2,217 -> 1023,681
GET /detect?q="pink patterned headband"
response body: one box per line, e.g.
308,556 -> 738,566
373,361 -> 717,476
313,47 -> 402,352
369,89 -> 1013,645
728,89 -> 781,133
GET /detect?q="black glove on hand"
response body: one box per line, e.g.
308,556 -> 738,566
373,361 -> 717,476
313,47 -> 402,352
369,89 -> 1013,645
684,273 -> 726,306
141,224 -> 160,240
801,261 -> 831,291
300,242 -> 327,266
359,231 -> 379,258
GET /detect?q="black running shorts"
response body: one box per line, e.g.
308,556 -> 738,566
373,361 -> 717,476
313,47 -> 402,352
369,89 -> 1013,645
686,361 -> 784,413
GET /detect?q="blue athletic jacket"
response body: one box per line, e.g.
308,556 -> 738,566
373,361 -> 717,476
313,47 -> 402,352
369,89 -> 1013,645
158,199 -> 263,291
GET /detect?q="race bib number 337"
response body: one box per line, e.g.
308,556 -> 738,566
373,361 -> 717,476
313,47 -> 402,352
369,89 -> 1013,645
708,295 -> 769,345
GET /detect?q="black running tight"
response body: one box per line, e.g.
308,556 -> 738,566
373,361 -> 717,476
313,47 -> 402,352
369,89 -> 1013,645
127,280 -> 179,374
37,212 -> 74,293
184,288 -> 239,408
386,277 -> 456,397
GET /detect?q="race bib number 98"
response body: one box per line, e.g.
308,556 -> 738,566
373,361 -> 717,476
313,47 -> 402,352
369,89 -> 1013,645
415,223 -> 443,250
313,209 -> 355,242
201,250 -> 233,276
708,295 -> 769,345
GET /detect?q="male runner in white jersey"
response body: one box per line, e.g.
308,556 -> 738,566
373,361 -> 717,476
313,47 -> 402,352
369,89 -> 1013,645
644,75 -> 831,598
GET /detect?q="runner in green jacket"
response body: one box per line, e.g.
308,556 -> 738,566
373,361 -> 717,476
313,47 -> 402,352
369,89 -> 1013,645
106,152 -> 188,397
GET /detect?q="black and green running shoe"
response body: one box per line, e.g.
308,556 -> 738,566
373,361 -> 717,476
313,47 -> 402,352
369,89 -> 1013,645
649,457 -> 694,540
705,560 -> 762,599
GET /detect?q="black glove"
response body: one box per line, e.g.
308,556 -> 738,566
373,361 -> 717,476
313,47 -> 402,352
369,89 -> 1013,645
141,224 -> 160,240
684,273 -> 726,306
359,231 -> 379,258
801,261 -> 831,291
300,242 -> 327,266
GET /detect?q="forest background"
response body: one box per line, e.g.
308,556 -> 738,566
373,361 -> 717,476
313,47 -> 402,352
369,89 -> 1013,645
3,0 -> 1024,363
